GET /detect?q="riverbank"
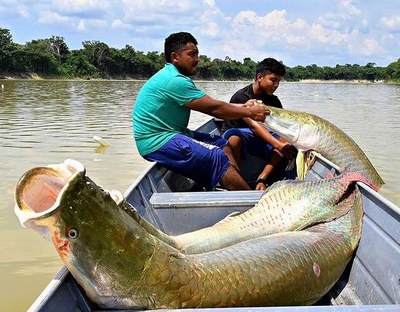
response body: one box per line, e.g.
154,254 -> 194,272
298,79 -> 385,84
1,72 -> 399,84
0,72 -> 44,79
0,72 -> 150,81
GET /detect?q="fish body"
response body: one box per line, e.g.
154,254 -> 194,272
173,170 -> 372,254
263,106 -> 384,189
15,159 -> 364,309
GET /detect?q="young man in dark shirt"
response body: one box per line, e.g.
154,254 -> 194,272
223,58 -> 297,190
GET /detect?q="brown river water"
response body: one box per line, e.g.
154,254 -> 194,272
0,80 -> 399,311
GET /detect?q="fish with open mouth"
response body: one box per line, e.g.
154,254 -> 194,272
15,159 -> 366,309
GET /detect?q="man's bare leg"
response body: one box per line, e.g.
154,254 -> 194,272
219,164 -> 251,190
225,136 -> 241,166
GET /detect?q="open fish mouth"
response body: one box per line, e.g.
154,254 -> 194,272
14,159 -> 125,241
14,159 -> 84,221
13,159 -> 366,309
14,159 -> 85,237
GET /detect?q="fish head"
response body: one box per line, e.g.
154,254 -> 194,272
14,159 -> 140,304
14,159 -> 85,242
263,106 -> 323,151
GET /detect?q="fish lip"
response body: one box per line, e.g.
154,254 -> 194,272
14,159 -> 85,227
291,123 -> 301,144
268,111 -> 301,144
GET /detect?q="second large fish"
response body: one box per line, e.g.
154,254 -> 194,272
262,106 -> 384,189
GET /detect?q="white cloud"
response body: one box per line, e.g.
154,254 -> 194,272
362,38 -> 381,55
111,19 -> 131,29
38,11 -> 72,25
77,19 -> 108,31
16,5 -> 30,18
315,0 -> 362,33
339,0 -> 361,16
77,20 -> 86,31
349,37 -> 382,56
380,15 -> 400,30
52,0 -> 110,15
309,23 -> 348,45
0,2 -> 31,18
232,9 -> 289,30
38,10 -> 108,32
201,21 -> 219,38
119,0 -> 204,24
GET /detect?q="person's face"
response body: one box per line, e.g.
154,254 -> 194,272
171,42 -> 199,76
257,72 -> 282,95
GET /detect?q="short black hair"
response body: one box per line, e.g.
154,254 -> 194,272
256,57 -> 286,79
164,32 -> 198,63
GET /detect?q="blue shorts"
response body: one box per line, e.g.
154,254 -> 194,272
223,128 -> 280,159
143,132 -> 230,190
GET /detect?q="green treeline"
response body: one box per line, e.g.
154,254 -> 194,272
1,28 -> 400,82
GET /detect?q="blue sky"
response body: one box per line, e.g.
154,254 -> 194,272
1,0 -> 399,67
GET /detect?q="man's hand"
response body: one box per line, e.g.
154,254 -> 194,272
244,99 -> 270,121
279,143 -> 298,159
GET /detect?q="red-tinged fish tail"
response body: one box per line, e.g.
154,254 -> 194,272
325,172 -> 335,179
340,171 -> 378,192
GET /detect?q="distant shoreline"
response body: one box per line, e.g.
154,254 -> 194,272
297,79 -> 385,84
0,72 -> 396,84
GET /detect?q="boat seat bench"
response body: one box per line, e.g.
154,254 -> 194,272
149,190 -> 264,209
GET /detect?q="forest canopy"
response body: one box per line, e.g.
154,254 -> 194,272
1,28 -> 400,82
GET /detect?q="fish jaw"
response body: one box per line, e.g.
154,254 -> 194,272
263,113 -> 300,143
263,108 -> 320,151
263,105 -> 384,189
14,159 -> 158,309
14,159 -> 85,241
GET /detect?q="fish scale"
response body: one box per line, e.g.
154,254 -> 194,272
132,195 -> 362,308
262,105 -> 384,188
14,160 -> 365,309
172,171 -> 372,254
116,171 -> 368,255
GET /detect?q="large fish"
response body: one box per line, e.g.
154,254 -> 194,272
173,170 -> 375,254
15,159 -> 364,309
262,106 -> 384,189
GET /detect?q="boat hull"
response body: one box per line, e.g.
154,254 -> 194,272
27,119 -> 400,311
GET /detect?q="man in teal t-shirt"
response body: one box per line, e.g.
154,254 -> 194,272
132,32 -> 268,190
133,63 -> 205,156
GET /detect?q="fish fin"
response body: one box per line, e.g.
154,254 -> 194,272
305,151 -> 317,170
296,151 -> 316,180
296,151 -> 306,180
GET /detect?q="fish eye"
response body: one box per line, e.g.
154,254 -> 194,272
67,227 -> 79,239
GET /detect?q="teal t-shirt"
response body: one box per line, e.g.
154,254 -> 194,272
133,63 -> 206,156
